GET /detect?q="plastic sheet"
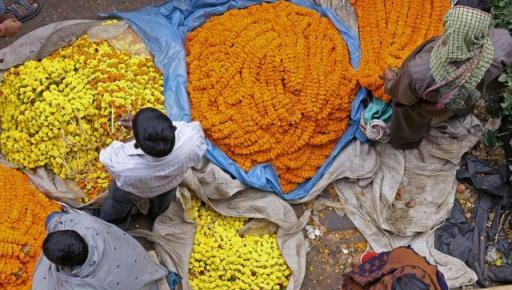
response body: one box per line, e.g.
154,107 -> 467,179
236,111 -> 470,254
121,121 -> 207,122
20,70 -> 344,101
108,0 -> 366,201
435,157 -> 512,287
87,21 -> 152,57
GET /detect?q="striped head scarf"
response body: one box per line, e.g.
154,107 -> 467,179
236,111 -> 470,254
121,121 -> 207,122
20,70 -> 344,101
427,6 -> 494,110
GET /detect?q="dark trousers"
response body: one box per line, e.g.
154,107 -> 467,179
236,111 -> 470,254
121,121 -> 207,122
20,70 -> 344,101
390,104 -> 432,150
100,182 -> 175,226
389,102 -> 469,150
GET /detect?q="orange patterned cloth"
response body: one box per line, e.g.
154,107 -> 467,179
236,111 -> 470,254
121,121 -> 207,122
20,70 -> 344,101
352,0 -> 451,101
186,1 -> 359,192
0,166 -> 59,290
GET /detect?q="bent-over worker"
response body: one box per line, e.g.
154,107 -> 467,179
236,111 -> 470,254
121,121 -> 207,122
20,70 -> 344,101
32,210 -> 168,290
384,0 -> 512,149
99,107 -> 206,228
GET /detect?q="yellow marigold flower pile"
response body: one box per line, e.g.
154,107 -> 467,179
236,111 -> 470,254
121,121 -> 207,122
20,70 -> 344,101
0,165 -> 59,290
352,0 -> 451,101
188,198 -> 291,290
187,1 -> 358,193
0,36 -> 164,199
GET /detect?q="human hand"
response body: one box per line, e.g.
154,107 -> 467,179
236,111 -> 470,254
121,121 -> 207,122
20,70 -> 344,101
0,19 -> 22,38
118,113 -> 134,130
383,68 -> 397,82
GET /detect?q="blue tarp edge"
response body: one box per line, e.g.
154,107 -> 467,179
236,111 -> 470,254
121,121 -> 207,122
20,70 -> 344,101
108,0 -> 367,201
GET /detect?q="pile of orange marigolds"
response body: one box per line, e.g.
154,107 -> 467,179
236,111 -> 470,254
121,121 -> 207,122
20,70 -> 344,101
187,0 -> 450,192
352,0 -> 451,101
187,1 -> 359,192
0,166 -> 59,290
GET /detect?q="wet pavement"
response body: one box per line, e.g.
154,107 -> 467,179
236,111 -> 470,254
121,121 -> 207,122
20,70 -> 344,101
2,0 -> 367,288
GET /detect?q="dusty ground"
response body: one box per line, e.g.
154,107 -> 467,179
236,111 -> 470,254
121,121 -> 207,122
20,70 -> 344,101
0,0 -> 166,49
300,210 -> 367,290
294,191 -> 368,290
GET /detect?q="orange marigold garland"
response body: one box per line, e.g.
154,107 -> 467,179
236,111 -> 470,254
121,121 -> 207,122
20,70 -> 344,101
187,1 -> 358,193
0,166 -> 59,290
352,0 -> 451,101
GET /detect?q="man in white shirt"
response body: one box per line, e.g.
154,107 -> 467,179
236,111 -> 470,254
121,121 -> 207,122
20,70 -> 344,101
99,107 -> 206,227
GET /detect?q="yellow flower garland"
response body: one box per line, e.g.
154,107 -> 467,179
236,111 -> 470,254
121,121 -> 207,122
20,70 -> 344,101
0,165 -> 59,290
187,1 -> 358,193
0,35 -> 164,199
188,198 -> 291,290
352,0 -> 451,101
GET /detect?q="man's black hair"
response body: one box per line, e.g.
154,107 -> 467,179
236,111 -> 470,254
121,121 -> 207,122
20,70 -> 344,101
455,0 -> 491,13
42,230 -> 89,268
133,107 -> 176,158
392,274 -> 430,290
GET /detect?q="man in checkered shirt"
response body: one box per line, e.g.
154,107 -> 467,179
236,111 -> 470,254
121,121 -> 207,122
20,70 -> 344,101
384,0 -> 512,150
98,107 -> 206,228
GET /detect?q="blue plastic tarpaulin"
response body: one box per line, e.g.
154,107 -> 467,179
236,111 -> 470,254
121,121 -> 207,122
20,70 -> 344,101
110,0 -> 367,201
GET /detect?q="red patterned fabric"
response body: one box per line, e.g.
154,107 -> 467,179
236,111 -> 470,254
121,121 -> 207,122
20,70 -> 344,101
342,247 -> 447,290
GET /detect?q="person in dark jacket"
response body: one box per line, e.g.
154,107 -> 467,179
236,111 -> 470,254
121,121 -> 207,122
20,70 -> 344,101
384,0 -> 512,149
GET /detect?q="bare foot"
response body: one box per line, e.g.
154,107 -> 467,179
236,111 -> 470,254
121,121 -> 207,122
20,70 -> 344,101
0,19 -> 22,37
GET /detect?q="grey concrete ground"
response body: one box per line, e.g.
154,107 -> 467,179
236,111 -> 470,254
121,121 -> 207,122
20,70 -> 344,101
0,0 -> 166,48
2,1 -> 366,288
